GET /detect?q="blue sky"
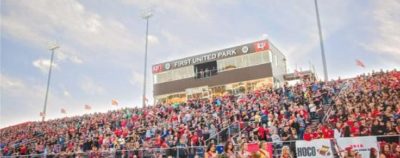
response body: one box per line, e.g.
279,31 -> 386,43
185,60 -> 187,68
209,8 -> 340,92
1,0 -> 399,128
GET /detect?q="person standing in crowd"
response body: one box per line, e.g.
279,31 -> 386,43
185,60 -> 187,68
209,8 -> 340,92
379,143 -> 395,158
303,127 -> 314,141
296,114 -> 306,139
222,141 -> 237,158
341,123 -> 351,137
280,146 -> 293,158
257,123 -> 266,141
205,68 -> 210,78
280,126 -> 291,147
238,143 -> 250,158
369,148 -> 378,158
204,143 -> 218,158
188,141 -> 197,158
199,69 -> 204,78
257,142 -> 271,158
176,138 -> 188,158
371,119 -> 384,135
393,144 -> 400,158
271,130 -> 282,148
209,124 -> 217,142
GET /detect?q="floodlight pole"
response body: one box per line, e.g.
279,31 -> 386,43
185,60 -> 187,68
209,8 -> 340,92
314,0 -> 329,82
142,11 -> 152,108
41,45 -> 59,121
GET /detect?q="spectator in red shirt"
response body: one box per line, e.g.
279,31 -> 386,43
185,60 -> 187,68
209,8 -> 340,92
303,128 -> 314,141
350,121 -> 361,137
19,145 -> 27,155
322,125 -> 334,139
257,124 -> 266,141
114,128 -> 122,137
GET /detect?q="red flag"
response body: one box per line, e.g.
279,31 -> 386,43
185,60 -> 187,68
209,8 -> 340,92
84,104 -> 91,110
294,70 -> 300,77
356,59 -> 365,68
111,99 -> 119,106
61,108 -> 66,114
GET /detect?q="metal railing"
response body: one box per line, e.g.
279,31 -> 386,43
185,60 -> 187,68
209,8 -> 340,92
0,146 -> 207,158
1,135 -> 398,158
204,121 -> 240,145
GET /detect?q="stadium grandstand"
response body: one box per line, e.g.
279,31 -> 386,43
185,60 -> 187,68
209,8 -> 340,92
1,69 -> 399,157
2,1 -> 400,158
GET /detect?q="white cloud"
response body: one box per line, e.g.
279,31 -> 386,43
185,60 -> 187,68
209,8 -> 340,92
55,50 -> 83,64
0,74 -> 25,89
1,0 -> 140,63
1,16 -> 49,48
0,74 -> 70,127
122,0 -> 210,21
69,55 -> 83,64
0,74 -> 129,128
130,71 -> 144,86
147,35 -> 159,45
80,77 -> 105,95
121,0 -> 237,23
161,30 -> 183,47
262,0 -> 351,73
33,59 -> 58,73
261,34 -> 269,39
63,90 -> 70,97
364,0 -> 400,61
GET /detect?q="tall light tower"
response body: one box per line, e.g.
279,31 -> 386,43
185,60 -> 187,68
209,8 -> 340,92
41,43 -> 59,121
314,0 -> 329,82
142,10 -> 153,108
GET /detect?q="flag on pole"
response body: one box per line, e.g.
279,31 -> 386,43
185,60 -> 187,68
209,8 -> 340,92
356,59 -> 365,68
294,70 -> 300,77
40,112 -> 45,117
84,104 -> 91,110
61,108 -> 66,114
111,99 -> 119,106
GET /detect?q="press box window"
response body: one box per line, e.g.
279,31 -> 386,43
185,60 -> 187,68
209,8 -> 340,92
194,61 -> 217,79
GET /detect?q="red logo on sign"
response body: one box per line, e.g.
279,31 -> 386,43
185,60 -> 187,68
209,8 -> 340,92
254,41 -> 269,52
152,64 -> 163,73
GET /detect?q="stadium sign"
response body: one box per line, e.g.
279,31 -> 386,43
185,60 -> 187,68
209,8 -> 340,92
335,136 -> 378,158
173,48 -> 237,68
152,40 -> 269,73
296,139 -> 333,158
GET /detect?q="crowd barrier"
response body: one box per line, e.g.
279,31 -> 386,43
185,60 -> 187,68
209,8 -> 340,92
2,135 -> 398,158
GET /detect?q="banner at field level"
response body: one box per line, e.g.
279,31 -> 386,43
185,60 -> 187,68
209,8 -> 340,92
264,142 -> 273,158
336,136 -> 378,158
247,143 -> 259,152
296,139 -> 333,158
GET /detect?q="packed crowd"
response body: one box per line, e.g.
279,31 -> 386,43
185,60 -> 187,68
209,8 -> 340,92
0,70 -> 399,157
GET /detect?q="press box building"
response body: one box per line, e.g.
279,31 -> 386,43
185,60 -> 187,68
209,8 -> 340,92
152,39 -> 287,103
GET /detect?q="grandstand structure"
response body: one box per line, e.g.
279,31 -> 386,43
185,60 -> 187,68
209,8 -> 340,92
1,69 -> 399,158
152,39 -> 288,104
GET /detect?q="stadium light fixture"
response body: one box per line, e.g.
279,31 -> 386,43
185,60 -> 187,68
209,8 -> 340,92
141,9 -> 153,108
41,42 -> 60,121
142,10 -> 153,19
314,0 -> 329,82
